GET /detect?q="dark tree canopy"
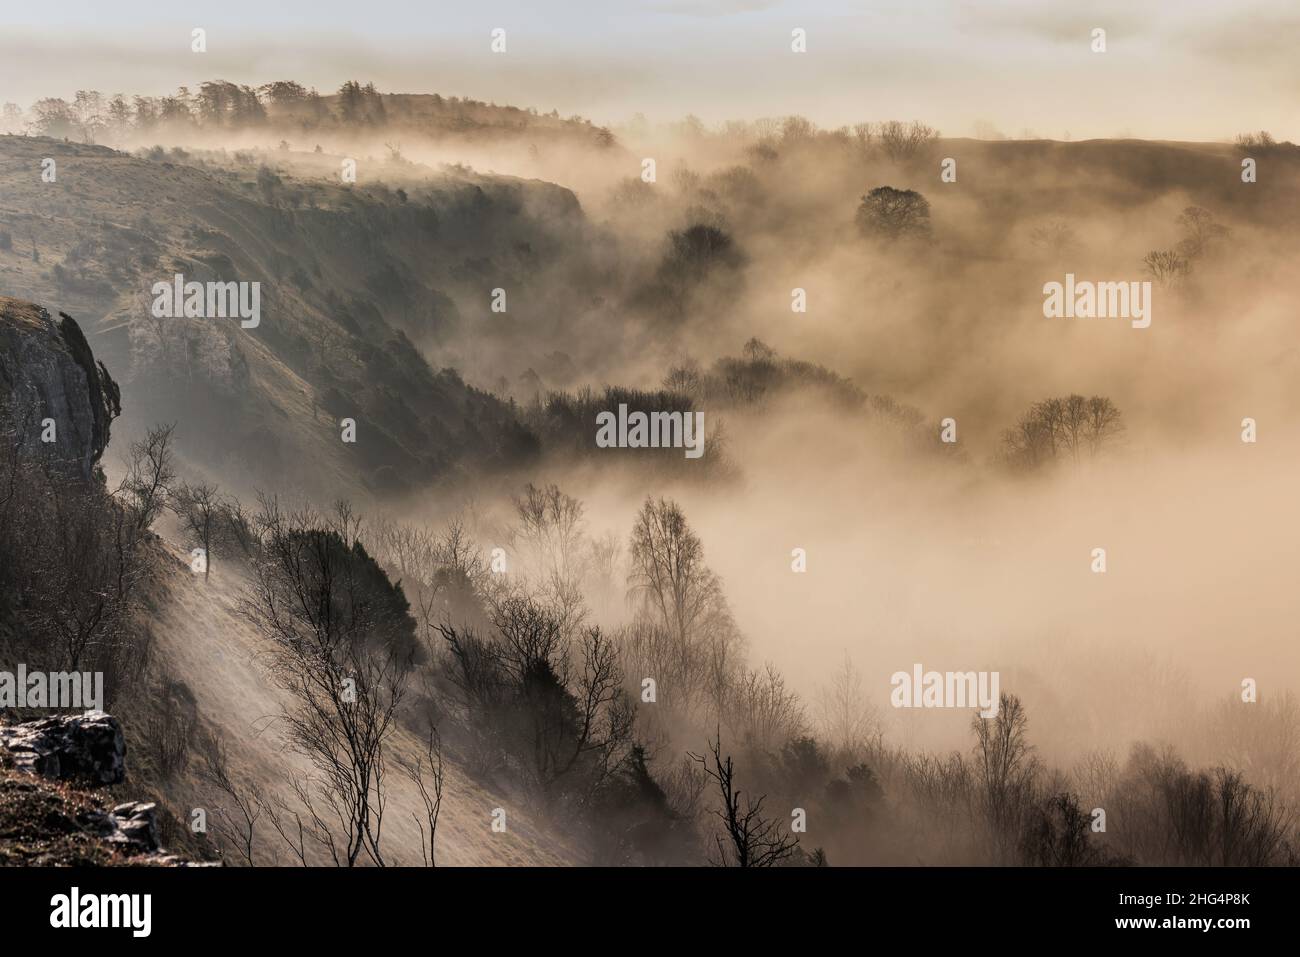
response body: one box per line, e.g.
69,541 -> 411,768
856,186 -> 931,241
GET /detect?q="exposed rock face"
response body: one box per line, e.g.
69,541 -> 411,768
102,801 -> 161,852
0,296 -> 120,480
0,710 -> 126,785
0,712 -> 214,866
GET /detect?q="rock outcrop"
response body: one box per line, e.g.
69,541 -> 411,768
0,710 -> 126,785
0,710 -> 211,865
0,296 -> 120,480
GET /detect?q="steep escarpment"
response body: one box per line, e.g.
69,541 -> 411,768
0,135 -> 592,500
0,296 -> 119,480
0,292 -> 577,868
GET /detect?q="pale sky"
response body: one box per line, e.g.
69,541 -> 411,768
1,0 -> 1296,140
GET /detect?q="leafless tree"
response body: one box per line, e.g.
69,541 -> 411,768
1142,249 -> 1189,288
1175,206 -> 1230,262
171,481 -> 222,581
398,723 -> 445,866
690,732 -> 798,867
627,497 -> 722,651
23,466 -> 143,673
972,693 -> 1040,858
626,497 -> 743,717
815,653 -> 881,756
511,483 -> 589,634
199,734 -> 265,866
1084,396 -> 1124,456
260,773 -> 347,867
876,120 -> 939,163
1159,766 -> 1294,866
243,497 -> 414,866
662,360 -> 702,397
1029,220 -> 1079,257
115,422 -> 176,530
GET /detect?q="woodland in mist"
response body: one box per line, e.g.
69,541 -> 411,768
2,76 -> 1299,867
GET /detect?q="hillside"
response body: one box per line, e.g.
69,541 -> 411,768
0,135 -> 597,500
0,292 -> 577,867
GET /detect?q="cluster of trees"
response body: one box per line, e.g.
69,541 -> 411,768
1233,130 -> 1288,151
662,338 -> 861,410
3,79 -> 610,145
629,222 -> 748,322
658,115 -> 938,165
1142,206 -> 1231,288
11,395 -> 1292,868
1002,394 -> 1124,471
10,82 -> 328,141
0,427 -> 145,695
854,693 -> 1298,866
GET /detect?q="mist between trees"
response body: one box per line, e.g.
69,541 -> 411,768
4,69 -> 1298,868
7,406 -> 1294,867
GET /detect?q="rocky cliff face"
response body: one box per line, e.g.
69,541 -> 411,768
0,296 -> 120,480
0,711 -> 207,866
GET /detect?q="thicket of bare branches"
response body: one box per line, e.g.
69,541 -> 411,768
243,497 -> 416,866
875,120 -> 940,163
438,597 -> 634,806
0,440 -> 149,704
1002,394 -> 1124,470
691,732 -> 798,867
115,422 -> 176,531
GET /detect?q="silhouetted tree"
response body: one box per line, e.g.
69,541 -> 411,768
691,732 -> 798,867
856,186 -> 931,241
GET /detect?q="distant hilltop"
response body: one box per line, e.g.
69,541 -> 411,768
3,80 -> 618,149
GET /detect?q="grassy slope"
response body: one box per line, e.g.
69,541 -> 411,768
138,538 -> 574,866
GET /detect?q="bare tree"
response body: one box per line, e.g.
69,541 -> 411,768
1175,206 -> 1230,262
261,773 -> 347,866
511,483 -> 589,635
662,360 -> 702,397
627,497 -> 722,651
171,481 -> 222,580
199,734 -> 265,866
243,497 -> 415,866
815,653 -> 881,756
1084,396 -> 1124,456
115,422 -> 176,530
23,467 -> 143,673
398,723 -> 445,866
1142,249 -> 1189,288
626,497 -> 742,717
971,693 -> 1040,858
690,732 -> 798,867
1029,220 -> 1079,257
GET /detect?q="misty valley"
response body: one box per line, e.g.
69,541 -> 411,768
0,9 -> 1297,932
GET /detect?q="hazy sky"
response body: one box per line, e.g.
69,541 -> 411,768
2,0 -> 1296,140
